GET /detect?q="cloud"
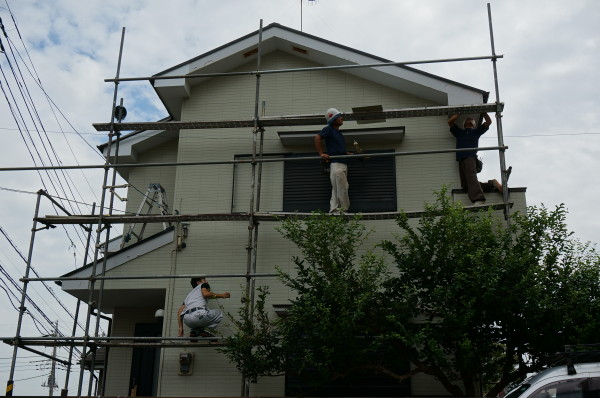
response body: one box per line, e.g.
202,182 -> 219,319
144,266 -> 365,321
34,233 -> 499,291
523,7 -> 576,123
0,0 -> 599,393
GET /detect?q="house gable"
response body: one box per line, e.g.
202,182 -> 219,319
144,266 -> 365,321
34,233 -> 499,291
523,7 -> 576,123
153,23 -> 487,120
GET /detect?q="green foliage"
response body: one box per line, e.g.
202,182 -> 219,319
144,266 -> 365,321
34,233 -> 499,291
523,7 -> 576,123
218,286 -> 285,383
381,189 -> 600,396
220,212 -> 399,390
221,195 -> 600,397
276,213 -> 391,381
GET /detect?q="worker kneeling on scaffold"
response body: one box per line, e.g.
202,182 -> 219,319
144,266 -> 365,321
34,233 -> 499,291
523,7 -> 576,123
315,107 -> 354,213
177,277 -> 230,339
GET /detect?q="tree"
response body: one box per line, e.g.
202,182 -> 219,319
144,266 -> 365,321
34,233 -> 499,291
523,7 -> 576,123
380,191 -> 600,396
220,192 -> 600,397
219,213 -> 416,395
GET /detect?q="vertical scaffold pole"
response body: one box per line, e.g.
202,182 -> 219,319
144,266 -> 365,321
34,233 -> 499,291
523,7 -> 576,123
487,3 -> 510,219
242,19 -> 264,398
77,26 -> 126,397
61,203 -> 96,397
6,190 -> 42,396
88,97 -> 124,395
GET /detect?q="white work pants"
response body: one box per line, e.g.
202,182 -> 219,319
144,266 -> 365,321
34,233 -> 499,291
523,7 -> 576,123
329,162 -> 350,213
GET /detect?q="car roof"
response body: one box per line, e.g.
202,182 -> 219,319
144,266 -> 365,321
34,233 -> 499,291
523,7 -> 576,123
506,363 -> 600,398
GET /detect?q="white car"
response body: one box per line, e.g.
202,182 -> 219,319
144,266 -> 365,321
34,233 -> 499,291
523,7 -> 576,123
504,363 -> 600,398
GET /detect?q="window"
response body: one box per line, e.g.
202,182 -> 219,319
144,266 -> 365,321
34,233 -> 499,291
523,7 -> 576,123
283,150 -> 397,213
530,379 -> 586,398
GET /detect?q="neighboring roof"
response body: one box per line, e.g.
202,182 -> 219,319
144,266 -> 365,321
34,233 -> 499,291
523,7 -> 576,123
57,226 -> 175,312
152,22 -> 487,119
58,226 -> 175,281
96,115 -> 173,152
97,116 -> 178,179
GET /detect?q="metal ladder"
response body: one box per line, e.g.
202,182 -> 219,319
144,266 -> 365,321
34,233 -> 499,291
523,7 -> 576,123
122,183 -> 171,247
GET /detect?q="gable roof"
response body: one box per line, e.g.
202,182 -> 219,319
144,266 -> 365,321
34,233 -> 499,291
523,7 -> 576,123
100,22 -> 489,170
57,226 -> 175,312
152,22 -> 487,119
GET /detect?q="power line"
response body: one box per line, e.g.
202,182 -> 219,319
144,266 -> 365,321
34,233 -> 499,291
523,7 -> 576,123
12,372 -> 50,382
0,13 -> 99,257
0,224 -> 87,333
0,186 -> 131,214
0,64 -> 89,258
5,34 -> 102,202
0,126 -> 103,135
1,1 -> 103,158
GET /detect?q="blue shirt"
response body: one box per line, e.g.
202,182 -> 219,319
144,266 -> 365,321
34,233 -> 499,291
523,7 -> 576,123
318,125 -> 347,163
450,124 -> 489,160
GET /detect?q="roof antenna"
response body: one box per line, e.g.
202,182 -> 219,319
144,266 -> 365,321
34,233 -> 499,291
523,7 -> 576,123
300,0 -> 317,32
300,0 -> 303,32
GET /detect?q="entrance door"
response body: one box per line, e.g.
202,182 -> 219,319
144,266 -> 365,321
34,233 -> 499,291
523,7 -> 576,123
129,322 -> 162,396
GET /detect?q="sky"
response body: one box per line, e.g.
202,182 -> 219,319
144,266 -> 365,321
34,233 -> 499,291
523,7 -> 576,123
0,0 -> 598,395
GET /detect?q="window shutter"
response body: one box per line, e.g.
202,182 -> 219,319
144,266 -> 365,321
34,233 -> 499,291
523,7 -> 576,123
283,150 -> 396,213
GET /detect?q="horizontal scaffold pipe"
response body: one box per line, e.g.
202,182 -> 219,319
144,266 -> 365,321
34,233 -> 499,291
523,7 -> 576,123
22,272 -> 279,283
2,338 -> 224,348
34,202 -> 513,226
8,336 -> 222,341
104,55 -> 504,83
0,145 -> 508,172
93,103 -> 504,131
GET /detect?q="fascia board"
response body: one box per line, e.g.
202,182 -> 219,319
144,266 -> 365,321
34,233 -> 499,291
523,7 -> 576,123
60,228 -> 175,292
153,25 -> 485,116
271,29 -> 482,104
104,129 -> 166,159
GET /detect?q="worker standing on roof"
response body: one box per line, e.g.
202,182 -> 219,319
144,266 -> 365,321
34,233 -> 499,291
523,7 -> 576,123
447,113 -> 502,205
177,277 -> 230,339
315,108 -> 353,213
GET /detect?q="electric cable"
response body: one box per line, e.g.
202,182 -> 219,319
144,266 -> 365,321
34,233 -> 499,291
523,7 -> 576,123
0,70 -> 89,259
2,49 -> 94,218
0,283 -> 19,310
12,372 -> 50,382
0,186 -> 131,214
0,224 -> 87,333
0,67 -> 90,255
0,263 -> 54,333
0,20 -> 94,255
1,2 -> 102,158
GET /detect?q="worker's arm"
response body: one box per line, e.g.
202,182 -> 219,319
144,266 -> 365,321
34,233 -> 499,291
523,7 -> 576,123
201,285 -> 231,299
481,112 -> 492,127
448,114 -> 460,127
177,304 -> 185,337
314,134 -> 330,161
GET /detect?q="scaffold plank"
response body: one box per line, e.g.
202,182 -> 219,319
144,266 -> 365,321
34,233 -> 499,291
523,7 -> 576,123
92,103 -> 504,132
35,203 -> 511,225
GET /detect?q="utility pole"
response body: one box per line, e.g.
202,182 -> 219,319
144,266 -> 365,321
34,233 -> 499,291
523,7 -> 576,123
42,321 -> 59,396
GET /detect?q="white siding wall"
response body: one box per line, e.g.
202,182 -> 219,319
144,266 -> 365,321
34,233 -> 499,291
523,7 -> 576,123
106,50 -> 525,397
122,137 -> 178,248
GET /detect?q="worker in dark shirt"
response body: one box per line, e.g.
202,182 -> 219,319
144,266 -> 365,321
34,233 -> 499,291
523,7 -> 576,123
448,113 -> 502,205
315,107 -> 353,213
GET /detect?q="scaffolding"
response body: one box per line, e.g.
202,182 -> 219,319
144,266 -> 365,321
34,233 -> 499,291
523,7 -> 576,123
3,4 -> 512,397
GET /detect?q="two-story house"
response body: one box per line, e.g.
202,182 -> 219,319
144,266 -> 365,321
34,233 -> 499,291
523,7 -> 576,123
59,23 -> 526,397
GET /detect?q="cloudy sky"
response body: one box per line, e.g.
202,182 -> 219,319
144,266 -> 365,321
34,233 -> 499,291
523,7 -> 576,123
0,0 -> 598,395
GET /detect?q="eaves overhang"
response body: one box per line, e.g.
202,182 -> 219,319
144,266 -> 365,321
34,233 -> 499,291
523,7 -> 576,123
57,226 -> 175,313
152,23 -> 488,119
96,117 -> 177,180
